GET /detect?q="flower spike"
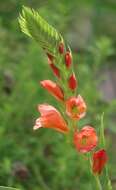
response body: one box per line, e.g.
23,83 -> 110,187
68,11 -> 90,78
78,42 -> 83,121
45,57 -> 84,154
19,7 -> 112,189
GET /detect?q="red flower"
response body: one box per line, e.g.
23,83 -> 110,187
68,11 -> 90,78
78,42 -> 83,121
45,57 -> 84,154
74,126 -> 98,153
49,63 -> 60,78
92,149 -> 108,175
65,51 -> 72,68
66,95 -> 87,120
68,73 -> 77,90
40,80 -> 64,101
59,42 -> 64,54
33,104 -> 69,133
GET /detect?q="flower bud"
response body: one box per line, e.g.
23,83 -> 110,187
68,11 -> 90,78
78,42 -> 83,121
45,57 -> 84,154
50,63 -> 60,78
46,53 -> 54,62
68,73 -> 77,90
58,42 -> 64,54
40,80 -> 64,101
92,149 -> 108,175
65,51 -> 72,68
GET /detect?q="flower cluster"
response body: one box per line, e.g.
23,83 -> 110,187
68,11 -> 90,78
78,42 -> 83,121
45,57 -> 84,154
34,42 -> 108,175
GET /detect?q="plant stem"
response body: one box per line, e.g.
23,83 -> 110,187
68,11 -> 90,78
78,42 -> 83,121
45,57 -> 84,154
34,166 -> 50,190
95,175 -> 102,190
105,166 -> 112,190
100,112 -> 105,148
100,113 -> 112,190
88,153 -> 102,190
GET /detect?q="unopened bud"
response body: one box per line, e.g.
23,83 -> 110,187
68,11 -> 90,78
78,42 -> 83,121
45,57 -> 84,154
50,63 -> 60,78
65,52 -> 72,68
68,73 -> 77,90
47,53 -> 54,62
58,42 -> 64,54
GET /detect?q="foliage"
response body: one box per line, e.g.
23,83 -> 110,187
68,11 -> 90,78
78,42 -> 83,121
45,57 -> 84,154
19,6 -> 63,55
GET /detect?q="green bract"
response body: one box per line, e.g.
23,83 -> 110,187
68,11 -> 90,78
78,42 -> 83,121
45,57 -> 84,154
19,6 -> 64,55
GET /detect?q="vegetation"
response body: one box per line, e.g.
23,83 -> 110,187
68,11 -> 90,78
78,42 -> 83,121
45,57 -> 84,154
0,0 -> 115,189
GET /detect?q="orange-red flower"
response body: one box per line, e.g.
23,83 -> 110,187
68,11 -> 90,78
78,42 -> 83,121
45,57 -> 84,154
74,126 -> 98,153
33,104 -> 69,133
40,80 -> 64,101
66,95 -> 87,120
92,149 -> 108,175
68,73 -> 77,90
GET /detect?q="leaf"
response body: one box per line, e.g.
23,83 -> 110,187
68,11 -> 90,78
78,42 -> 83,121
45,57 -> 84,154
19,6 -> 64,55
0,187 -> 19,190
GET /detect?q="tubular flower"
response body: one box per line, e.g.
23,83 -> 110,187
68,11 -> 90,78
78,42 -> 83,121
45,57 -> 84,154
65,51 -> 72,68
40,80 -> 64,101
66,95 -> 87,120
68,73 -> 77,90
74,126 -> 98,153
33,104 -> 69,133
92,149 -> 108,175
49,63 -> 60,78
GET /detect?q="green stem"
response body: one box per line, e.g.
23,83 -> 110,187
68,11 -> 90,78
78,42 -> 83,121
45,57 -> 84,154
88,153 -> 102,190
34,166 -> 50,190
95,175 -> 102,190
100,112 -> 105,148
100,113 -> 112,190
105,167 -> 112,190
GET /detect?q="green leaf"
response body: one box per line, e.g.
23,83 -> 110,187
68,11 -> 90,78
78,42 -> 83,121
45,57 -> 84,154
19,6 -> 64,55
0,187 -> 19,190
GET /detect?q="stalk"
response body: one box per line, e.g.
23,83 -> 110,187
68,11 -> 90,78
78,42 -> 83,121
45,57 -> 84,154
88,153 -> 102,190
95,175 -> 102,190
100,113 -> 112,190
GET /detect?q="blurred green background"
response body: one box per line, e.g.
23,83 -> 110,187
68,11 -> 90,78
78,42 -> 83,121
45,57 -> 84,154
0,0 -> 116,190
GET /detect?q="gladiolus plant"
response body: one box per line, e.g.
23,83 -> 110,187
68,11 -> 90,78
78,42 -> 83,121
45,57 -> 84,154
19,6 -> 112,190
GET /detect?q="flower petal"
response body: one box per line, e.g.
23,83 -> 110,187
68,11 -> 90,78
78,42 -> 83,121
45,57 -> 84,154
33,118 -> 42,130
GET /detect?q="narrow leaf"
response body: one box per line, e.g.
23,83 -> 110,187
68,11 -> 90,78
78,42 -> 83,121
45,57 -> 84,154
0,186 -> 19,190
